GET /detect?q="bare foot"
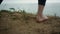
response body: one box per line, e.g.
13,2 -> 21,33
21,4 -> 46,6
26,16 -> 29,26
36,15 -> 48,22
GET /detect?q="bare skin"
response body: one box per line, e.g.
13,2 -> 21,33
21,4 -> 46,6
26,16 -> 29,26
36,5 -> 48,22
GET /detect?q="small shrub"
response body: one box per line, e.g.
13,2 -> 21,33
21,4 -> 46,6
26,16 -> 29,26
9,8 -> 15,11
51,32 -> 60,34
0,13 -> 1,18
11,16 -> 17,20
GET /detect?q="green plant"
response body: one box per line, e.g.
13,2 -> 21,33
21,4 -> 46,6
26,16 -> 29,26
0,13 -> 1,18
9,8 -> 15,11
22,10 -> 27,19
11,16 -> 17,20
9,8 -> 15,12
54,13 -> 57,19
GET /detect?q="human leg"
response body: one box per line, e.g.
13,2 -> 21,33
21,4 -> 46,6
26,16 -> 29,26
0,0 -> 3,4
36,0 -> 48,22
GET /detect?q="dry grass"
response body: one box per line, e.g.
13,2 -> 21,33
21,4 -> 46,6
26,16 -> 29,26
0,10 -> 60,34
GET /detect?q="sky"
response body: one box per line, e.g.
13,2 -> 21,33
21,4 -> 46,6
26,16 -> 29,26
2,0 -> 60,4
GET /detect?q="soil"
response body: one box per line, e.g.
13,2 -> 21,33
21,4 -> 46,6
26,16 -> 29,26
0,10 -> 60,34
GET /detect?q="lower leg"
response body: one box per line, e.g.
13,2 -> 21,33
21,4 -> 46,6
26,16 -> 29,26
36,5 -> 48,22
37,5 -> 44,17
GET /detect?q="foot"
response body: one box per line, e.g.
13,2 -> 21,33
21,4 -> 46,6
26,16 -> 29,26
36,15 -> 48,22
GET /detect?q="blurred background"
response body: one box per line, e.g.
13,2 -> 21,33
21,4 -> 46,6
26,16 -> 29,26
0,0 -> 60,16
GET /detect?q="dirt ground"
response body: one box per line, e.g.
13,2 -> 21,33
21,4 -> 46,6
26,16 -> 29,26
0,10 -> 60,34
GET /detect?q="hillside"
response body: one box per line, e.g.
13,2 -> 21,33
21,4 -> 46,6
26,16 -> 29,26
0,10 -> 60,34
